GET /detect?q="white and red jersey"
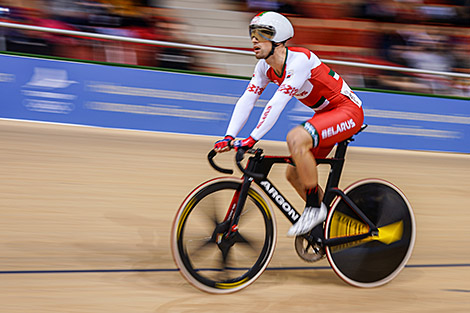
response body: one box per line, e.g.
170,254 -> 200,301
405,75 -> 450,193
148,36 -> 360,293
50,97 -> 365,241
226,47 -> 362,140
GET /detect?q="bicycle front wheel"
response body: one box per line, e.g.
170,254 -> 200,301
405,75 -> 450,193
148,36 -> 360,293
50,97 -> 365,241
324,179 -> 416,287
171,177 -> 276,294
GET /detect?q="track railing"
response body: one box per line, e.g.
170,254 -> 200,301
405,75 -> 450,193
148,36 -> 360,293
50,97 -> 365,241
0,21 -> 469,79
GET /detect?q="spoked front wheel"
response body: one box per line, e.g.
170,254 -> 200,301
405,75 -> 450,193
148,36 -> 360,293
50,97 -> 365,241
324,179 -> 416,287
171,177 -> 276,294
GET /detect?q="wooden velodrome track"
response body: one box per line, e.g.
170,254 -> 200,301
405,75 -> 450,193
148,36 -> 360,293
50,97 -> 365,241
1,119 -> 469,312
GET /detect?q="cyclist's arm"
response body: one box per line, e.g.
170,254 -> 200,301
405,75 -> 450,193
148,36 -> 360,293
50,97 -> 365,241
250,57 -> 311,140
225,62 -> 269,138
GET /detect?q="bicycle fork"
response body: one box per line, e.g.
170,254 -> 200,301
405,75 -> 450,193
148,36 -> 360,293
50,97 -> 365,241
220,153 -> 258,241
217,176 -> 253,242
212,176 -> 253,264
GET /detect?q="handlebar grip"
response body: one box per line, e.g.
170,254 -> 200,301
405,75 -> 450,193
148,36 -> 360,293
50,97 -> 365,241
208,150 -> 233,174
235,148 -> 247,163
208,149 -> 217,159
235,149 -> 264,180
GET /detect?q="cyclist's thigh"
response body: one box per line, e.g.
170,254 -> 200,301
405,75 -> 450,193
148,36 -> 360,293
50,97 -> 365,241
308,102 -> 363,157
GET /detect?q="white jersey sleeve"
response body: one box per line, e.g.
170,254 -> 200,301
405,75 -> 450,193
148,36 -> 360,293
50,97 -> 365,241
250,53 -> 312,140
225,61 -> 269,138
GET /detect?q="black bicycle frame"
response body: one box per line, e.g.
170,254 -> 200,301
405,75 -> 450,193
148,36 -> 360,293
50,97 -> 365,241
230,136 -> 378,247
244,138 -> 349,225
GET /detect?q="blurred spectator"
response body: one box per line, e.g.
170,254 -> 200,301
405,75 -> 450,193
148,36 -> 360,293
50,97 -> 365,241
375,28 -> 459,94
398,31 -> 456,93
455,0 -> 470,26
246,0 -> 283,12
0,2 -> 55,56
452,37 -> 470,72
379,29 -> 409,66
449,36 -> 470,96
277,0 -> 300,15
357,0 -> 403,23
153,15 -> 196,71
356,0 -> 470,26
237,0 -> 301,15
0,0 -> 198,70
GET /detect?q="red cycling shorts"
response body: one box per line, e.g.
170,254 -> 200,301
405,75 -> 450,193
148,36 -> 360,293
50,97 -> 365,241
302,100 -> 364,159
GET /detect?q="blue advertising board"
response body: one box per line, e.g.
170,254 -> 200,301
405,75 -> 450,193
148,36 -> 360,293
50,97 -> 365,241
0,54 -> 468,153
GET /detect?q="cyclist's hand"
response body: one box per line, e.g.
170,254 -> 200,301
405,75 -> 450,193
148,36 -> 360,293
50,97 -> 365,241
214,135 -> 234,153
232,136 -> 257,151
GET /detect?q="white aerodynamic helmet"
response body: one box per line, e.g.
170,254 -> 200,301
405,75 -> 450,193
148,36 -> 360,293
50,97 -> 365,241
249,11 -> 294,43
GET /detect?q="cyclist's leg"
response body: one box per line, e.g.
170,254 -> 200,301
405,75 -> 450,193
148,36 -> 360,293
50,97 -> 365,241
286,110 -> 351,196
286,165 -> 324,202
286,103 -> 363,236
286,126 -> 328,236
286,126 -> 318,191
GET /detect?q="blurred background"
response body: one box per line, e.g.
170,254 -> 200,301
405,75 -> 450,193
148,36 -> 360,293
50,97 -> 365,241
0,0 -> 468,97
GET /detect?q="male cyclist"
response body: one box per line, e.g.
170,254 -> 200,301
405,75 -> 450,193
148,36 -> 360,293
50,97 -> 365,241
214,11 -> 364,236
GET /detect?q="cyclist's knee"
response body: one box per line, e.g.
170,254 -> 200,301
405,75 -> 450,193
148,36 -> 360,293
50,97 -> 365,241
287,126 -> 313,152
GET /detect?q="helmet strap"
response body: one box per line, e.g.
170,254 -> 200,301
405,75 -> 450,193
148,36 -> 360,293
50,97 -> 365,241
265,41 -> 279,59
265,40 -> 288,60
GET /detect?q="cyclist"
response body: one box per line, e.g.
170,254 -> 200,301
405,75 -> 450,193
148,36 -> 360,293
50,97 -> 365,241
214,11 -> 364,236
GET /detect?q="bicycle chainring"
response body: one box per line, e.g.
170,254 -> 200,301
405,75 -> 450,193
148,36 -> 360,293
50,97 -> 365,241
294,235 -> 325,262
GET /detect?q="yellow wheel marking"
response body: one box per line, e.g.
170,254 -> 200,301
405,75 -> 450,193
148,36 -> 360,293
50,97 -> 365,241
329,211 -> 403,252
215,277 -> 249,289
248,190 -> 271,220
177,197 -> 196,239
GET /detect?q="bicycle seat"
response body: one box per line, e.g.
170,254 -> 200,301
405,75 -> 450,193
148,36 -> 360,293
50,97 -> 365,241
357,124 -> 368,134
339,124 -> 368,145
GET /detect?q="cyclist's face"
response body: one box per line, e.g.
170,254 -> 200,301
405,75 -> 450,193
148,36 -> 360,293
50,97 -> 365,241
251,36 -> 271,59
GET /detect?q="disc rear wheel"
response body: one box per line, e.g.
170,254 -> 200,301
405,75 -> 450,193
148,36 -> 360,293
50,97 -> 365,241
325,179 -> 416,287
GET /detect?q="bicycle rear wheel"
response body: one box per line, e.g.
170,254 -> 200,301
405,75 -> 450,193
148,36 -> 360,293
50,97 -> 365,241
324,179 -> 416,287
171,177 -> 276,294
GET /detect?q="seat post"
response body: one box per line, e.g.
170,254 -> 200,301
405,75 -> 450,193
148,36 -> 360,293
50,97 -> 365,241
323,139 -> 351,205
323,124 -> 367,205
333,139 -> 350,159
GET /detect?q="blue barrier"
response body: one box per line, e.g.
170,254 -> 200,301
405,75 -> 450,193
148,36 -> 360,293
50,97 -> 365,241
0,54 -> 468,153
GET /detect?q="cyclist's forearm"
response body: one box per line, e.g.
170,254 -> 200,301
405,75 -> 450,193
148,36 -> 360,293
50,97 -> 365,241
250,92 -> 290,140
226,91 -> 259,137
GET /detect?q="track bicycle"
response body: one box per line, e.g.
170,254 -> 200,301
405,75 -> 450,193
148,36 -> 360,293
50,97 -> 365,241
171,125 -> 416,294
